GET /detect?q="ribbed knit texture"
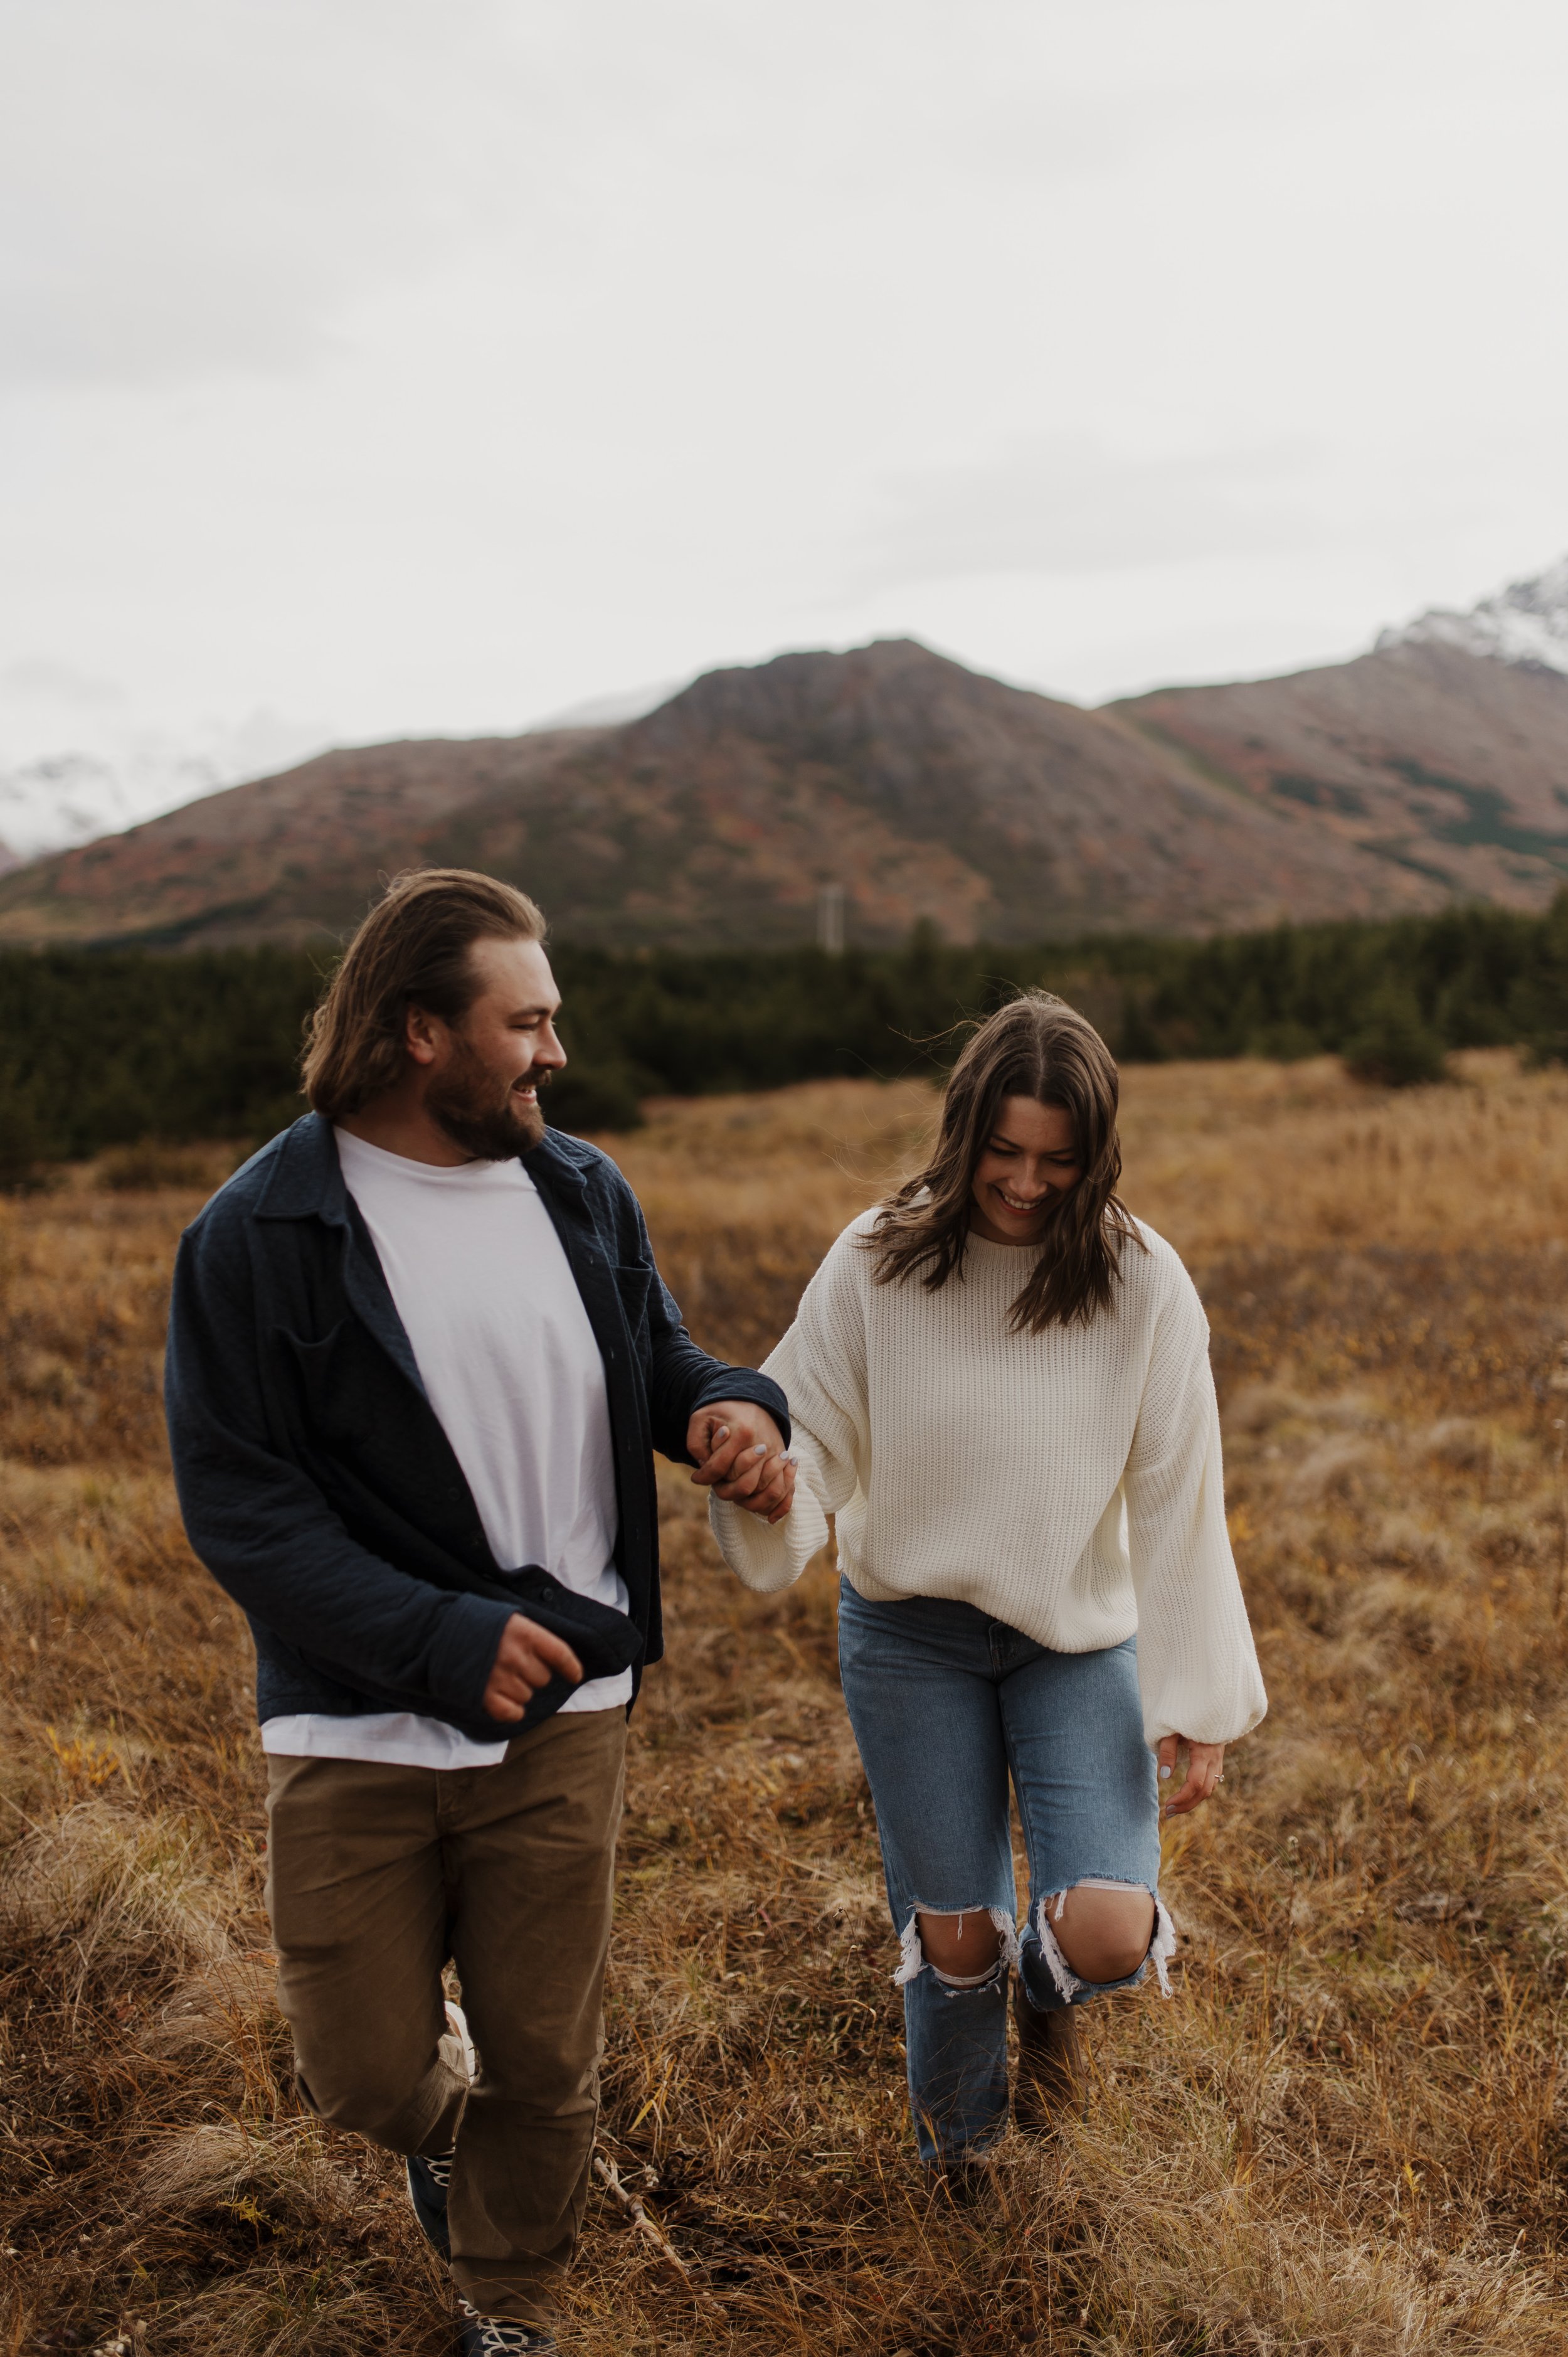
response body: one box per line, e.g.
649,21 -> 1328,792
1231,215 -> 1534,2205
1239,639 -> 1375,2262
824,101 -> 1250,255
710,1210 -> 1267,1747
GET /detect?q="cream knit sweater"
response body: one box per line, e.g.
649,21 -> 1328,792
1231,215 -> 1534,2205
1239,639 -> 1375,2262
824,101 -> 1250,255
710,1210 -> 1267,1748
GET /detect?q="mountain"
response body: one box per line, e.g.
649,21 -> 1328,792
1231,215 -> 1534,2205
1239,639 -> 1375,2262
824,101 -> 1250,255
0,683 -> 329,871
0,641 -> 1418,952
0,753 -> 132,877
2,562 -> 1567,950
0,728 -> 612,949
1115,570 -> 1568,910
1377,555 -> 1568,675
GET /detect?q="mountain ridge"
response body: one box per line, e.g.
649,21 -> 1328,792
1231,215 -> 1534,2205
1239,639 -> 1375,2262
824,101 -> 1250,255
3,575 -> 1567,949
1375,554 -> 1568,677
1115,636 -> 1568,908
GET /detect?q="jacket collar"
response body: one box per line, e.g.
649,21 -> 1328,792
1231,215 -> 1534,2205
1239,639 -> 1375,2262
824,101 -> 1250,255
253,1111 -> 594,1223
250,1112 -> 427,1393
252,1112 -> 352,1223
522,1124 -> 591,1203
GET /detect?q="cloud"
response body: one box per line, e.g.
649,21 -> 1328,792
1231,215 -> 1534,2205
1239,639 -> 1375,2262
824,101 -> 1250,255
2,0 -> 1567,746
0,673 -> 331,859
0,0 -> 508,385
850,436 -> 1328,593
0,1 -> 1195,396
0,657 -> 129,715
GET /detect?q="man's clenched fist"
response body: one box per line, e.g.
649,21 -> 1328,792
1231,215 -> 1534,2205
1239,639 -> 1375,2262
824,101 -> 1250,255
482,1614 -> 584,1723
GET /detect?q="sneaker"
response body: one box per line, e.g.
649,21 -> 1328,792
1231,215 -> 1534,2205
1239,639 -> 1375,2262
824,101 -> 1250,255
407,2146 -> 454,2253
407,2000 -> 476,2252
456,2302 -> 557,2353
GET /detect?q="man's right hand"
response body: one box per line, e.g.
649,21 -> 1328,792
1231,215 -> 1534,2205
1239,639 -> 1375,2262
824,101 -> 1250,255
482,1613 -> 584,1723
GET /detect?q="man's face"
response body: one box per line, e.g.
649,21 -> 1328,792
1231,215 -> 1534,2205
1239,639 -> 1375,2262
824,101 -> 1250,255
421,935 -> 567,1159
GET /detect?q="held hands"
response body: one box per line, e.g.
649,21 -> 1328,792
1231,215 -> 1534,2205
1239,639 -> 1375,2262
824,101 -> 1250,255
687,1402 -> 796,1525
482,1613 -> 583,1723
1158,1733 -> 1226,1816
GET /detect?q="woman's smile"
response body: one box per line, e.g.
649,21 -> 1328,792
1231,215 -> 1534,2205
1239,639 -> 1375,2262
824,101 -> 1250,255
969,1097 -> 1084,1245
993,1185 -> 1051,1215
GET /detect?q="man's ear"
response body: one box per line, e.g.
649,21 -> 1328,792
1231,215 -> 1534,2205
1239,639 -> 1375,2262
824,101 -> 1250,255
405,1001 -> 443,1068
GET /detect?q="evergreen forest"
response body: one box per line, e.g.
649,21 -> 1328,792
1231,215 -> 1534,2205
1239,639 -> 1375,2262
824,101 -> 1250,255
2,893 -> 1566,1179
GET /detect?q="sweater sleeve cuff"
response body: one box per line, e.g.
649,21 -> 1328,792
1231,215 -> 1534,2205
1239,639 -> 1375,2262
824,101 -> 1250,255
709,1475 -> 829,1595
1138,1661 -> 1269,1750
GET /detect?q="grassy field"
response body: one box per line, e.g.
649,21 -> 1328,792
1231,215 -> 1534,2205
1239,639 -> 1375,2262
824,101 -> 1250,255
4,1053 -> 1568,2353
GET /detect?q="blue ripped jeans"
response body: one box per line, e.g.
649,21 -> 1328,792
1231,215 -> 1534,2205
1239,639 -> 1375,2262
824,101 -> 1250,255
837,1580 -> 1169,2166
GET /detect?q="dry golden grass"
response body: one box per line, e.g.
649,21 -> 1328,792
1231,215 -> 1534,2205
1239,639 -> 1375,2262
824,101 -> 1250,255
4,1058 -> 1568,2352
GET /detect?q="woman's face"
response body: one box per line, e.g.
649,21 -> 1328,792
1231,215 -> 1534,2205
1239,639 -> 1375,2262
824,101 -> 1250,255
968,1094 -> 1084,1246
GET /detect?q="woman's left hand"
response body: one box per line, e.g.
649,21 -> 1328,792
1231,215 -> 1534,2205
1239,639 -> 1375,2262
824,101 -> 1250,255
1158,1734 -> 1226,1815
686,1402 -> 797,1524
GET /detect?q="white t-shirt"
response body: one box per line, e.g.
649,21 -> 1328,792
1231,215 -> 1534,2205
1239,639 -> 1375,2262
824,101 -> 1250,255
261,1131 -> 631,1769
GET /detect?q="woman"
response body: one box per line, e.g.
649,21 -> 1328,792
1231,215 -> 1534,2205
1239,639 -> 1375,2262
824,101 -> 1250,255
709,994 -> 1266,2174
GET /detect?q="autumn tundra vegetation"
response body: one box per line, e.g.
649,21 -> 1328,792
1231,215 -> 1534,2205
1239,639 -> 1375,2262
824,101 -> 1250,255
4,1051 -> 1568,2351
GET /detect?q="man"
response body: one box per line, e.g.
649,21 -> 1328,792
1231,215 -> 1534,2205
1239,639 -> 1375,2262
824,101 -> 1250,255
165,869 -> 793,2354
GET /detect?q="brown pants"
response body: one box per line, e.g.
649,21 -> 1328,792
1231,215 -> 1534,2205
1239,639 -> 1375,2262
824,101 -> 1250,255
264,1708 -> 627,2325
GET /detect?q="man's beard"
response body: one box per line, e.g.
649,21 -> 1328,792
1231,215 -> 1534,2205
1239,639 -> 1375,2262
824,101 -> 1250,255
426,1036 -> 550,1160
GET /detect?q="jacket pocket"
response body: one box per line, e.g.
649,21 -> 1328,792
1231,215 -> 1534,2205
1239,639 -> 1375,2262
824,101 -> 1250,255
277,1322 -> 373,1447
615,1263 -> 655,1341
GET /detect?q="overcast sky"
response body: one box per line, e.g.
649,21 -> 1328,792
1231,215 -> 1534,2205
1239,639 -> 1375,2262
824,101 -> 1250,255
4,0 -> 1567,787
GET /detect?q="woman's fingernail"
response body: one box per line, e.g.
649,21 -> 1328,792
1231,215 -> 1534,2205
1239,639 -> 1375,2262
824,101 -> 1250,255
1160,1766 -> 1172,1780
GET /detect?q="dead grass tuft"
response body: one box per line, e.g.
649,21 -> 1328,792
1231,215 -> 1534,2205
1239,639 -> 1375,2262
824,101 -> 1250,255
137,2119 -> 358,2229
3,1798 -> 235,1982
1424,1417 -> 1493,1472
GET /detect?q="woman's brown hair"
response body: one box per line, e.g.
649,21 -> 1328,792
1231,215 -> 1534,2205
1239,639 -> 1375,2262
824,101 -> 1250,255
301,868 -> 546,1119
868,991 -> 1140,1331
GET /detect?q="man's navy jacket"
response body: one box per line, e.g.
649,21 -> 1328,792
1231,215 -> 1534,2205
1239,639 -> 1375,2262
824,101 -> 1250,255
164,1112 -> 790,1744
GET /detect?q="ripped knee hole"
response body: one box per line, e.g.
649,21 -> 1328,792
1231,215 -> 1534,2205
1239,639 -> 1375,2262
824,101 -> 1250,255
897,1905 -> 1019,1988
1036,1883 -> 1175,1999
